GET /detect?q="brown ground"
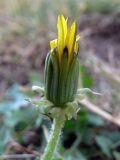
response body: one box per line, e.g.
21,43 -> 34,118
0,13 -> 120,96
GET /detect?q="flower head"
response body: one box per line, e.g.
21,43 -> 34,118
44,15 -> 80,106
50,15 -> 80,64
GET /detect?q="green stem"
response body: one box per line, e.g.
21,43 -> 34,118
41,117 -> 65,160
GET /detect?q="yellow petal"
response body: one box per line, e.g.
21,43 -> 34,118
74,42 -> 79,53
74,35 -> 80,53
61,15 -> 67,42
76,35 -> 80,42
50,39 -> 57,50
57,15 -> 67,62
67,21 -> 76,58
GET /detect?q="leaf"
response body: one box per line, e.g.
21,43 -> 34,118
88,113 -> 105,126
52,158 -> 63,160
0,142 -> 5,154
0,84 -> 28,115
71,150 -> 87,160
113,151 -> 120,160
96,135 -> 112,157
103,131 -> 120,143
80,66 -> 93,88
75,152 -> 87,160
77,109 -> 88,131
6,107 -> 38,128
64,120 -> 76,130
29,71 -> 43,85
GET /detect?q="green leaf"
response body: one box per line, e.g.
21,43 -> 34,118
7,107 -> 38,127
88,113 -> 105,126
29,71 -> 43,84
64,120 -> 76,130
0,84 -> 28,115
52,158 -> 63,160
77,109 -> 88,131
96,135 -> 112,157
75,151 -> 87,160
80,66 -> 93,88
103,131 -> 120,143
0,142 -> 5,154
113,151 -> 120,160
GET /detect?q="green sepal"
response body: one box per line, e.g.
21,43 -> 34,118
44,50 -> 79,107
58,52 -> 68,104
50,51 -> 59,104
45,53 -> 53,100
66,54 -> 79,102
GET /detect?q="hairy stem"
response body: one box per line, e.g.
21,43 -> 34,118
41,116 -> 65,160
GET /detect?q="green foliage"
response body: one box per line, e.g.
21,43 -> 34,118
0,84 -> 39,154
96,135 -> 112,157
80,66 -> 93,88
63,108 -> 120,159
0,81 -> 119,159
114,151 -> 120,160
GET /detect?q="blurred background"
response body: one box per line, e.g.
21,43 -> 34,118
0,0 -> 120,159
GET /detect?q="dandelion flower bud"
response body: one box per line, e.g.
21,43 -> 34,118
44,15 -> 80,107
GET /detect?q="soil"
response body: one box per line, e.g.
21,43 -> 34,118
0,13 -> 120,95
78,13 -> 120,66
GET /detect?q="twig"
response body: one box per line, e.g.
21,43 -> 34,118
98,59 -> 120,83
7,142 -> 41,156
80,98 -> 120,126
0,154 -> 38,160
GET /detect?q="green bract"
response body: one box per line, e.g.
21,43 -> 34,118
44,49 -> 79,107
